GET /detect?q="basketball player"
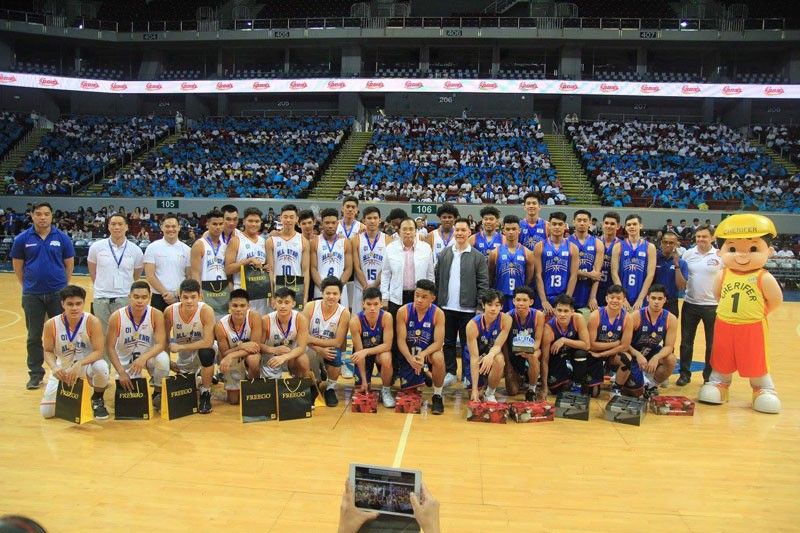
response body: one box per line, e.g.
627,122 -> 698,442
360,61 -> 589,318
425,203 -> 459,267
568,210 -> 604,316
298,209 -> 317,242
488,215 -> 535,312
465,290 -> 511,403
349,287 -> 395,407
534,212 -> 579,314
266,204 -> 310,309
191,209 -> 229,319
503,286 -> 545,400
628,284 -> 677,395
260,286 -> 311,381
352,206 -> 391,314
587,284 -> 634,397
395,279 -> 447,415
470,206 -> 503,256
164,279 -> 216,414
215,289 -> 263,405
311,208 -> 353,304
40,285 -> 109,419
303,276 -> 351,407
596,212 -> 621,310
225,207 -> 269,315
611,214 -> 657,311
336,195 -> 365,240
540,294 -> 591,397
220,204 -> 241,244
519,192 -> 548,252
107,280 -> 170,410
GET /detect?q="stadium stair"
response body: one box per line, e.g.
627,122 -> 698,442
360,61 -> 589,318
308,131 -> 373,200
77,130 -> 182,196
0,128 -> 47,194
543,133 -> 601,206
754,140 -> 800,176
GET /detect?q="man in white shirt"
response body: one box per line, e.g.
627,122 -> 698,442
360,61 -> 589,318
87,214 -> 144,335
143,214 -> 191,312
677,225 -> 722,386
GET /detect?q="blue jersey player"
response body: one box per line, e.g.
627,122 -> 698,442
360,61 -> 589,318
465,290 -> 511,403
541,294 -> 591,397
611,214 -> 657,311
502,286 -> 545,400
587,284 -> 634,397
489,215 -> 535,312
395,279 -> 447,415
470,206 -> 504,257
534,212 -> 579,314
519,192 -> 548,252
629,284 -> 678,395
349,287 -> 395,407
568,210 -> 605,315
597,212 -> 621,308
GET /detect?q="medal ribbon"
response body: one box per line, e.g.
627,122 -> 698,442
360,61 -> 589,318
277,314 -> 293,342
126,306 -> 148,333
63,313 -> 84,346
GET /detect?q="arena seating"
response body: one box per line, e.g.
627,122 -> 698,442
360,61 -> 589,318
734,72 -> 790,84
5,116 -> 174,196
9,60 -> 58,76
342,117 -> 564,204
497,67 -> 547,80
568,120 -> 799,212
375,64 -> 423,78
0,112 -> 31,160
429,66 -> 479,79
757,124 -> 800,165
102,116 -> 351,199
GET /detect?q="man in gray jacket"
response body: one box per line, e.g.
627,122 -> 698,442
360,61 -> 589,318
435,217 -> 490,387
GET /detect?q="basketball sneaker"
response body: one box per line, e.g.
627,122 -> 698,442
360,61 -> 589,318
152,391 -> 161,411
324,388 -> 339,407
610,383 -> 623,397
525,387 -> 537,402
431,394 -> 444,415
381,388 -> 395,408
198,390 -> 212,414
442,373 -> 457,388
92,397 -> 109,420
484,390 -> 497,403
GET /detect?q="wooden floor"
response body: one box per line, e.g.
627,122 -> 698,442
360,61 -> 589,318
0,272 -> 798,532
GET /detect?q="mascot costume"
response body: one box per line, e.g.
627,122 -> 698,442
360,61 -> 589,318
698,214 -> 784,413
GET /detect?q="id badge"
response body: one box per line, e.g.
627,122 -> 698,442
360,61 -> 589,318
113,272 -> 125,290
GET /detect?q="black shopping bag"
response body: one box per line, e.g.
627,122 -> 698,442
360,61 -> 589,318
202,279 -> 231,317
114,377 -> 153,420
240,378 -> 278,423
160,373 -> 199,420
274,275 -> 305,310
276,377 -> 313,421
55,378 -> 93,424
241,265 -> 272,300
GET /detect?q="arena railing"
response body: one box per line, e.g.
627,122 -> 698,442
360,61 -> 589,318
0,10 -> 790,33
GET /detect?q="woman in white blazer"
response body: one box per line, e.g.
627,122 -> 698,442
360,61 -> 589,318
380,217 -> 435,314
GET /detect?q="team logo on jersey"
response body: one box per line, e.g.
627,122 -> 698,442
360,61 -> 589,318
608,332 -> 614,338
638,251 -> 646,257
415,329 -> 421,336
651,332 -> 658,338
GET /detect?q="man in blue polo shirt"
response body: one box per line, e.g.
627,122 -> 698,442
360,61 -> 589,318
11,202 -> 75,389
654,230 -> 688,319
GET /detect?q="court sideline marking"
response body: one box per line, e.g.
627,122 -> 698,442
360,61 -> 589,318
392,414 -> 414,467
0,309 -> 21,330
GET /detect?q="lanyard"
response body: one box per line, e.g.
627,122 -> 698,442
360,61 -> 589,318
205,236 -> 222,258
440,229 -> 454,247
126,306 -> 148,332
364,232 -> 380,253
324,235 -> 338,255
229,315 -> 247,340
341,220 -> 356,239
63,314 -> 84,344
108,239 -> 128,268
277,314 -> 293,341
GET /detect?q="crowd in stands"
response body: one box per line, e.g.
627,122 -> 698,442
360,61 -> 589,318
0,112 -> 30,159
5,115 -> 174,196
756,124 -> 800,165
569,120 -> 800,213
102,116 -> 350,199
342,116 -> 566,204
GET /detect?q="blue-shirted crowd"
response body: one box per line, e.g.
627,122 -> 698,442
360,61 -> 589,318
0,112 -> 31,161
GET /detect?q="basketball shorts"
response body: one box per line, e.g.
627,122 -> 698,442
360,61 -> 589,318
353,354 -> 382,387
710,318 -> 769,377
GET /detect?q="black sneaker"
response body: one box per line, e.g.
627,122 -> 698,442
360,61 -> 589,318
26,375 -> 43,390
199,391 -> 212,414
92,397 -> 109,420
310,383 -> 320,408
610,383 -> 623,397
644,384 -> 659,398
212,372 -> 222,385
324,388 -> 339,407
525,388 -> 536,402
431,394 -> 444,415
423,372 -> 433,387
152,391 -> 162,411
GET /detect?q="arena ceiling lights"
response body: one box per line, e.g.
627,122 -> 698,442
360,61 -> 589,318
0,72 -> 797,98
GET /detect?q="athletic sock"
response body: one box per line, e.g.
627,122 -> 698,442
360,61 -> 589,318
382,386 -> 391,394
327,380 -> 337,390
433,386 -> 443,396
200,386 -> 210,394
526,383 -> 536,391
485,386 -> 496,396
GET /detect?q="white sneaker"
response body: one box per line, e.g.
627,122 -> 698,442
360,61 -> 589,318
484,391 -> 497,403
341,362 -> 354,379
381,388 -> 396,408
659,379 -> 670,388
442,373 -> 457,388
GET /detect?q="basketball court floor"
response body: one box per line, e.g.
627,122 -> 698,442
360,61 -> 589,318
0,273 -> 797,532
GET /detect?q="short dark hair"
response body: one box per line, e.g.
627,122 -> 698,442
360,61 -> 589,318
388,208 -> 408,222
221,204 -> 238,216
625,214 -> 642,224
436,203 -> 459,218
320,208 -> 339,220
342,196 -> 359,206
321,276 -> 343,292
603,211 -> 621,223
523,192 -> 540,203
60,284 -> 86,301
274,286 -> 296,300
107,213 -> 127,225
513,286 -> 535,299
479,206 -> 500,219
281,204 -> 298,215
32,202 -> 53,213
549,211 -> 567,223
298,209 -> 315,222
694,224 -> 713,235
554,294 -> 575,308
363,206 -> 381,218
162,213 -> 179,225
243,207 -> 263,219
573,209 -> 591,220
130,280 -> 151,293
453,217 -> 471,228
206,209 -> 224,221
179,279 -> 201,294
229,288 -> 250,302
480,289 -> 503,306
647,284 -> 667,296
415,279 -> 436,294
399,217 -> 416,229
606,284 -> 625,296
503,214 -> 521,226
363,287 -> 382,301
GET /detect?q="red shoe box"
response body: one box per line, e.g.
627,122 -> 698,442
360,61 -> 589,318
649,395 -> 695,416
395,389 -> 422,414
466,401 -> 508,423
509,401 -> 555,423
351,391 -> 379,413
